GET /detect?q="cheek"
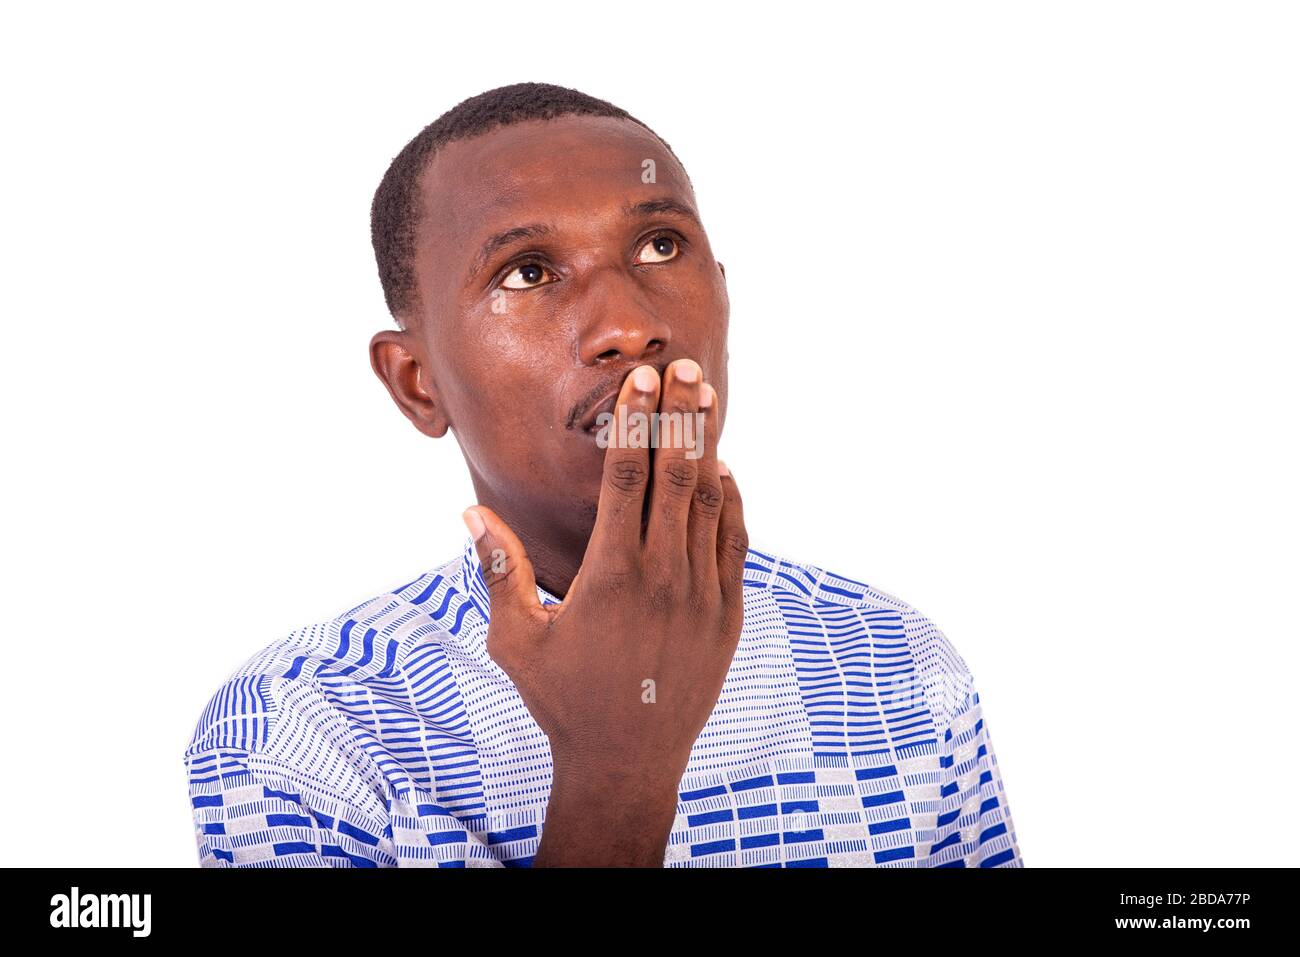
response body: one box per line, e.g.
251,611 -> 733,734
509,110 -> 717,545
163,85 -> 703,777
440,327 -> 570,454
454,369 -> 550,442
681,261 -> 730,375
684,255 -> 729,325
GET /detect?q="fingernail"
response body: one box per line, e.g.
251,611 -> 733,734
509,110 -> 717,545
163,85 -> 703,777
632,365 -> 658,392
462,508 -> 486,541
717,460 -> 730,477
675,359 -> 700,383
700,384 -> 715,409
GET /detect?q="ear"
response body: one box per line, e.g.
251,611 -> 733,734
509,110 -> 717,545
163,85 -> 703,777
369,329 -> 451,438
717,260 -> 727,280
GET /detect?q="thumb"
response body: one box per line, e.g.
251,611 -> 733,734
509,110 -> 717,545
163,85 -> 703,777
462,505 -> 540,626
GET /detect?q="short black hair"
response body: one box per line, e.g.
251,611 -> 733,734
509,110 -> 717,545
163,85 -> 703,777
371,82 -> 682,324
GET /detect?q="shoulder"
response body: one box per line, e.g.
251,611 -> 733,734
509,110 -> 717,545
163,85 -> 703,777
741,542 -> 978,726
183,552 -> 469,760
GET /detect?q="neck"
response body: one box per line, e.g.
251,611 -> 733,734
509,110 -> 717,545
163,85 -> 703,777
470,483 -> 592,601
510,520 -> 584,600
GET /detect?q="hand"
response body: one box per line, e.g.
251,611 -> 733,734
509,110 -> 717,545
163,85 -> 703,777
463,358 -> 748,865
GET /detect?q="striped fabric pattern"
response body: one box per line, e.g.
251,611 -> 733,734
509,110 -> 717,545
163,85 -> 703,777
184,539 -> 1023,867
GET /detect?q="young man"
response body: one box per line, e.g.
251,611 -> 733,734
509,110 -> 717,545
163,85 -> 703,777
183,82 -> 1023,868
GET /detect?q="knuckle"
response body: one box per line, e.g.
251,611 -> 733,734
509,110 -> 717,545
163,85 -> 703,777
482,560 -> 518,592
685,585 -> 714,616
607,457 -> 648,493
595,561 -> 638,591
692,480 -> 724,512
647,578 -> 680,607
644,564 -> 684,605
720,531 -> 750,559
660,459 -> 696,493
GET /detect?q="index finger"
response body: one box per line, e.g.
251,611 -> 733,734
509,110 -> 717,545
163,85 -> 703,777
585,364 -> 661,564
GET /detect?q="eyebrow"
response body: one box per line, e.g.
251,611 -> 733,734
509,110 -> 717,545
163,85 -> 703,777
467,196 -> 704,283
622,197 -> 703,228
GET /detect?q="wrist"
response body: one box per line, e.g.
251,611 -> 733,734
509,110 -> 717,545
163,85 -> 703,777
534,759 -> 681,867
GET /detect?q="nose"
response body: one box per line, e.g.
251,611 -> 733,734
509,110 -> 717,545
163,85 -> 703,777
576,267 -> 671,366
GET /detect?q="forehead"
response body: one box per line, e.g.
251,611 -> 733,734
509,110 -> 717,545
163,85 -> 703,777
416,114 -> 694,263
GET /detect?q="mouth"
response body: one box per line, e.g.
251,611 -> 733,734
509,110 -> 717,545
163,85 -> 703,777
577,389 -> 622,434
568,361 -> 675,435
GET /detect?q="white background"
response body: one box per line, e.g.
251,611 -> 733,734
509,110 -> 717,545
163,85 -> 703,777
1,1 -> 1295,867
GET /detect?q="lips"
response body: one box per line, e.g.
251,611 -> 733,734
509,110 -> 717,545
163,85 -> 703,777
578,389 -> 622,433
571,362 -> 673,433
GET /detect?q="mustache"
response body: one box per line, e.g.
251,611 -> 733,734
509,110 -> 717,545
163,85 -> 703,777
564,364 -> 665,430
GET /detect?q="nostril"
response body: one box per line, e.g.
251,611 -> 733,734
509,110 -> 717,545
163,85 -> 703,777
588,336 -> 668,365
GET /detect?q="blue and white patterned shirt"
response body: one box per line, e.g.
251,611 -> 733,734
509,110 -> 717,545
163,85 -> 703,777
184,538 -> 1023,867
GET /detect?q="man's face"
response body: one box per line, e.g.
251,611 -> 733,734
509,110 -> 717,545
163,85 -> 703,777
386,114 -> 730,537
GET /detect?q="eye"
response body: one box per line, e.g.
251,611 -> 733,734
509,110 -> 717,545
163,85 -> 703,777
635,234 -> 680,265
499,262 -> 557,290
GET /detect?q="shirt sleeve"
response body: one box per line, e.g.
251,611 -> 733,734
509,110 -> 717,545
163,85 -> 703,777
185,747 -> 397,867
897,605 -> 1023,867
184,673 -> 398,868
926,683 -> 1024,867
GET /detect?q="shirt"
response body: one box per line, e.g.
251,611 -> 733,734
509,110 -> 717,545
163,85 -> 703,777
183,537 -> 1023,867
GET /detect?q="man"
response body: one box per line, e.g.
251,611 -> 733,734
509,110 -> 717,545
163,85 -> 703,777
184,82 -> 1023,868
